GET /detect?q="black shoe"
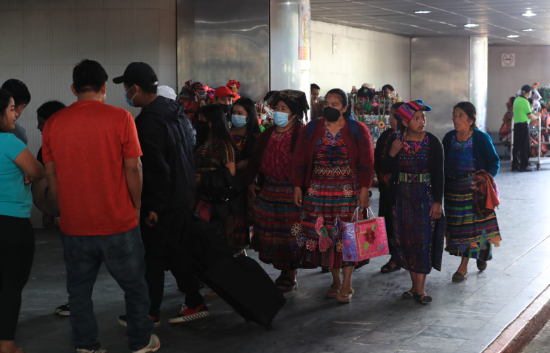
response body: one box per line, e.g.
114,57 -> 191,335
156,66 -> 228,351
519,167 -> 534,172
321,267 -> 330,273
118,314 -> 161,328
512,167 -> 519,172
477,259 -> 487,271
54,301 -> 70,316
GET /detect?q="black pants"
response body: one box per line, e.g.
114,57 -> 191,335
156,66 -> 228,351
141,210 -> 203,318
513,122 -> 530,170
0,215 -> 34,341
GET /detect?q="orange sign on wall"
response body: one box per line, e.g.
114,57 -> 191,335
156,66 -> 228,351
299,5 -> 311,61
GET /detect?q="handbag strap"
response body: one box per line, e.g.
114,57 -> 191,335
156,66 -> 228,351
351,206 -> 376,222
365,207 -> 376,220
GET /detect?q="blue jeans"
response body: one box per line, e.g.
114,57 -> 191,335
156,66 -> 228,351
61,226 -> 153,351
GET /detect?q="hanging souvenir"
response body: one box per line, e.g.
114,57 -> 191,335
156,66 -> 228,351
177,80 -> 207,123
227,79 -> 241,101
365,100 -> 373,114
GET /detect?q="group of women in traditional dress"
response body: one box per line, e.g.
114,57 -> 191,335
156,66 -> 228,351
192,87 -> 501,304
375,99 -> 501,302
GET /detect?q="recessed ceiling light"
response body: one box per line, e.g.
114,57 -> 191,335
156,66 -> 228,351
508,35 -> 519,38
464,23 -> 479,28
522,11 -> 537,17
415,10 -> 431,14
523,28 -> 535,32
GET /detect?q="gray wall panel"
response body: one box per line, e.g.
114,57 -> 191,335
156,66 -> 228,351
411,37 -> 470,139
310,21 -> 411,101
176,0 -> 269,101
0,0 -> 177,228
487,45 -> 550,133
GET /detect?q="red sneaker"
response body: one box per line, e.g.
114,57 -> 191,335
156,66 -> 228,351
168,304 -> 209,325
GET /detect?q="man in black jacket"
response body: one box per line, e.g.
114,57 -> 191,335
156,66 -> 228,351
113,62 -> 208,326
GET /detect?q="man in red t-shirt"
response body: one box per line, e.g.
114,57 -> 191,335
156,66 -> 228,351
42,59 -> 160,353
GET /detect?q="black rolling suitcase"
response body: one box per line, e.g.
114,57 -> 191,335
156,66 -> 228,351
183,218 -> 286,328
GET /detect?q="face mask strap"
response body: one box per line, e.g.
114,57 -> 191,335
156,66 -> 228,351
126,85 -> 138,102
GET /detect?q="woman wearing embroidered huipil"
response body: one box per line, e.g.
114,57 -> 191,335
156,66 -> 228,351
443,102 -> 501,283
382,100 -> 444,303
246,90 -> 307,293
293,88 -> 374,303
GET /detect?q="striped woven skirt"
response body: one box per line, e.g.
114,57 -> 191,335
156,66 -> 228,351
393,172 -> 445,274
444,173 -> 501,260
250,177 -> 301,271
298,167 -> 369,269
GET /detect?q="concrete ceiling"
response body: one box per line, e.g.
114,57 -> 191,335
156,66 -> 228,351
311,0 -> 550,45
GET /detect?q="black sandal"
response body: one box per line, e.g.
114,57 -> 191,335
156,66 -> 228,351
413,292 -> 432,303
477,259 -> 487,271
381,261 -> 402,274
402,291 -> 415,299
275,277 -> 298,293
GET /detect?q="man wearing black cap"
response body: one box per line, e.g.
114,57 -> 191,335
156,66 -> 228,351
512,85 -> 539,172
113,62 -> 208,326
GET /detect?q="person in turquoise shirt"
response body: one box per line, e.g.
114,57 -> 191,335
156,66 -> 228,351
0,89 -> 44,353
1,79 -> 31,145
512,85 -> 539,172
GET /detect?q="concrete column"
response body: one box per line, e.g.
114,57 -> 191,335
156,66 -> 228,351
469,36 -> 488,132
270,0 -> 311,96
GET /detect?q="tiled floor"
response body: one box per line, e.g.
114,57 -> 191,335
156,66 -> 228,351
15,161 -> 550,353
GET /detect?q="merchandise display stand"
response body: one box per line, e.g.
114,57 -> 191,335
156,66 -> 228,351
362,116 -> 391,145
349,91 -> 401,146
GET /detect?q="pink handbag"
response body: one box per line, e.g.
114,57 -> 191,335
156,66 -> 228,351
342,207 -> 389,262
194,200 -> 214,222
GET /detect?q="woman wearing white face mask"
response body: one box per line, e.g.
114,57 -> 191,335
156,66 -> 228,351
224,98 -> 262,255
245,90 -> 308,293
230,98 -> 262,170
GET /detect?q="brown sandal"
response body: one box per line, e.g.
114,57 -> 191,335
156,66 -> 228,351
381,260 -> 401,274
337,288 -> 354,303
326,283 -> 342,298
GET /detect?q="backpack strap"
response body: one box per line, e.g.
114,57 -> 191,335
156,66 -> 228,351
306,119 -> 320,137
347,119 -> 360,144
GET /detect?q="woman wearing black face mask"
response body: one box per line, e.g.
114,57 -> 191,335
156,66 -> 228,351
194,105 -> 243,247
292,88 -> 374,303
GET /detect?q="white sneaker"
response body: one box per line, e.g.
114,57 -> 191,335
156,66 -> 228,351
132,334 -> 161,353
55,301 -> 70,316
76,349 -> 106,353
